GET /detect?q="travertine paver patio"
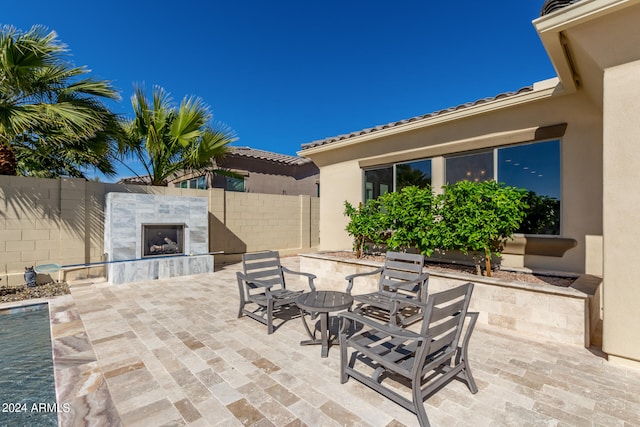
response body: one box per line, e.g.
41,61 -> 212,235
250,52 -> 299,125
47,256 -> 640,426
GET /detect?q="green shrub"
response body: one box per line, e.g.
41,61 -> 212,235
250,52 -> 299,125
435,180 -> 528,276
343,181 -> 529,274
344,199 -> 384,258
378,186 -> 437,256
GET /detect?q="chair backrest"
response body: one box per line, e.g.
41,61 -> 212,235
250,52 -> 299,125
379,251 -> 428,300
242,251 -> 286,291
418,282 -> 474,360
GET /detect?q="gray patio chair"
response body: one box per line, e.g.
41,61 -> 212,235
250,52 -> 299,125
338,282 -> 478,427
345,251 -> 429,326
237,251 -> 316,334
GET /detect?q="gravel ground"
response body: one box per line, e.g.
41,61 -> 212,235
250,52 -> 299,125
0,282 -> 70,303
329,251 -> 577,287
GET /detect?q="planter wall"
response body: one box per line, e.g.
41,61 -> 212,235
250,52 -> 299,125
300,252 -> 596,346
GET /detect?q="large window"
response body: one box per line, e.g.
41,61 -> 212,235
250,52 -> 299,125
364,160 -> 431,201
498,141 -> 560,235
444,140 -> 561,235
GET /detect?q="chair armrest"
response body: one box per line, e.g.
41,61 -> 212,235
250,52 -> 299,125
345,267 -> 384,294
385,272 -> 430,291
280,266 -> 317,291
281,266 -> 316,280
461,312 -> 478,349
453,311 -> 478,366
236,272 -> 275,297
389,295 -> 428,312
338,311 -> 425,341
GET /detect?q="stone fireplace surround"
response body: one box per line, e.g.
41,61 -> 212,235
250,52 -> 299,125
104,193 -> 213,284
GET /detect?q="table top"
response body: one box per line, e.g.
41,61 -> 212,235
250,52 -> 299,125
296,291 -> 353,313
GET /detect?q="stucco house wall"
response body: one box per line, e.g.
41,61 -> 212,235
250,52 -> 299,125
305,84 -> 603,275
298,0 -> 640,368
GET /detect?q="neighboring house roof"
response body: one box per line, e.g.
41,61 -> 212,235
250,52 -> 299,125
116,147 -> 314,185
226,147 -> 312,166
300,86 -> 534,151
540,0 -> 583,16
117,175 -> 151,185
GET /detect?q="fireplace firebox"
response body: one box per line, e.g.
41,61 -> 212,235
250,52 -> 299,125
142,224 -> 185,258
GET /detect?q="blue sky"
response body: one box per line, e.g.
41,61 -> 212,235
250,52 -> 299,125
3,1 -> 556,181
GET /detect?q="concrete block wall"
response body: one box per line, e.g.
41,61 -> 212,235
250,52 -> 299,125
1,176 -> 319,285
214,191 -> 315,263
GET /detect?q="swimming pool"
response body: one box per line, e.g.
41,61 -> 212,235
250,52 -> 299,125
0,304 -> 59,427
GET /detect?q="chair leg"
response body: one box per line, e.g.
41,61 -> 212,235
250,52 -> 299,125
459,363 -> 478,394
457,338 -> 478,394
412,381 -> 431,427
267,302 -> 274,334
339,319 -> 350,383
237,301 -> 245,319
340,344 -> 349,384
237,277 -> 246,319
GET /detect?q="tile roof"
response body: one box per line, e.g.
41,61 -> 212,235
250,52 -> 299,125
117,175 -> 151,185
540,0 -> 583,16
227,146 -> 312,166
117,147 -> 312,185
300,86 -> 534,151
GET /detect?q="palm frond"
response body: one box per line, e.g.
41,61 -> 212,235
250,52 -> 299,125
0,25 -> 122,176
123,85 -> 237,185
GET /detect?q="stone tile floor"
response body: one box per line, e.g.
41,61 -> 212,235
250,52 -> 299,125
24,257 -> 640,426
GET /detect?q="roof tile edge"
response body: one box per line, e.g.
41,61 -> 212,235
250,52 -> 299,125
300,85 -> 534,151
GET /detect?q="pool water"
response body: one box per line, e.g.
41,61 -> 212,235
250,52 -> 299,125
0,304 -> 58,427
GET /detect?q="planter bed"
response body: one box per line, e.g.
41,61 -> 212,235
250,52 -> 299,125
300,252 -> 600,347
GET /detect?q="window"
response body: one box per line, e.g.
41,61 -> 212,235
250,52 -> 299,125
364,141 -> 560,235
364,167 -> 392,201
444,140 -> 561,235
498,140 -> 560,235
445,151 -> 493,184
364,160 -> 432,201
174,175 -> 207,190
396,160 -> 432,191
226,176 -> 245,192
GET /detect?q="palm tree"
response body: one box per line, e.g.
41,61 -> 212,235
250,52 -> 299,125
122,85 -> 237,186
0,25 -> 123,177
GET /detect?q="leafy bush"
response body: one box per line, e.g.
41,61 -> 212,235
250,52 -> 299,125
435,180 -> 528,276
343,181 -> 529,274
378,186 -> 437,256
344,200 -> 385,258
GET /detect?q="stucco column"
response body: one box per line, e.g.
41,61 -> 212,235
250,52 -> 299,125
318,161 -> 362,250
602,59 -> 640,367
431,157 -> 445,195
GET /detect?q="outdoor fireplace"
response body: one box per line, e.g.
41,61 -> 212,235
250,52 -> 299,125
142,224 -> 185,258
105,193 -> 212,285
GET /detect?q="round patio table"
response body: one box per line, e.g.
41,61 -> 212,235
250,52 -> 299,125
296,290 -> 354,358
